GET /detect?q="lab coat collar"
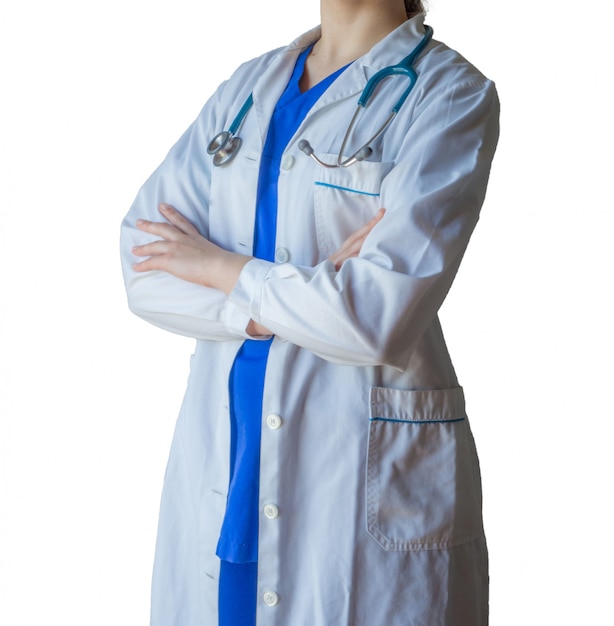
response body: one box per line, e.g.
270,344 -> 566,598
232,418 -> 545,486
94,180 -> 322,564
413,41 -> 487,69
284,12 -> 428,72
285,13 -> 429,107
358,13 -> 428,72
251,14 -> 428,148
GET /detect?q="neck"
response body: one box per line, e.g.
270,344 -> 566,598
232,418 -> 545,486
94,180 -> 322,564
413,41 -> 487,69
299,0 -> 409,92
317,0 -> 408,64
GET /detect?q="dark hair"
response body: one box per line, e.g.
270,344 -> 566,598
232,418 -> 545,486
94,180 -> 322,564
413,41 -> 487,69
404,0 -> 425,15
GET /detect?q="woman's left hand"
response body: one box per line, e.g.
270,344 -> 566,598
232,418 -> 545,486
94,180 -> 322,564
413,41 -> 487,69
328,207 -> 385,271
132,203 -> 251,295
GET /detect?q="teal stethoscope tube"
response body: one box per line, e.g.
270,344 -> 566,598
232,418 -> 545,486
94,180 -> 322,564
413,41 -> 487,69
207,26 -> 433,168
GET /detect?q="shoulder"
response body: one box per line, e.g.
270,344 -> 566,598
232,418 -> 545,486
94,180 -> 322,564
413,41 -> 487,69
222,25 -> 319,91
215,25 -> 320,97
383,35 -> 499,138
190,46 -> 287,128
417,38 -> 498,105
228,46 -> 286,81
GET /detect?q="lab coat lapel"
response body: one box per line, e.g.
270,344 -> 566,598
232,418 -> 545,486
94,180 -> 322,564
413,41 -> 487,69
249,15 -> 428,150
250,26 -> 321,148
313,13 -> 429,110
280,14 -> 429,143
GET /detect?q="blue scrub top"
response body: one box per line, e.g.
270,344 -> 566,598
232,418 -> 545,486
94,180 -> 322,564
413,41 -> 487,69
216,45 -> 350,564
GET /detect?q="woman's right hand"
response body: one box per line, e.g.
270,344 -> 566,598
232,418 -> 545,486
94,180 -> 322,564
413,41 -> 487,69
246,208 -> 385,337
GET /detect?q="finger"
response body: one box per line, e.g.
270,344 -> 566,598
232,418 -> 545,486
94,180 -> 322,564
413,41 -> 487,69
132,240 -> 174,258
357,208 -> 385,232
346,208 -> 387,243
132,255 -> 165,272
159,203 -> 201,236
364,207 -> 386,231
136,218 -> 182,240
131,242 -> 182,271
328,208 -> 386,270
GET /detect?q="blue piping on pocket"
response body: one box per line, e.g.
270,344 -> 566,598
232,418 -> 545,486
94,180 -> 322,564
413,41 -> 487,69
314,181 -> 380,197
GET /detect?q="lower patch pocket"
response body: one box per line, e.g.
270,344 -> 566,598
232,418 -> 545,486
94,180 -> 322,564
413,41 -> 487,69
366,386 -> 483,551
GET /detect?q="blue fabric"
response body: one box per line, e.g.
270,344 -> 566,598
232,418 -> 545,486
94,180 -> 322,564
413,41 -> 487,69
218,561 -> 258,626
217,337 -> 273,561
217,45 -> 351,625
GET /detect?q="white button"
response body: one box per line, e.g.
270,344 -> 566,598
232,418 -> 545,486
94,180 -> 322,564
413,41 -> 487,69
275,247 -> 290,263
263,504 -> 279,519
281,155 -> 295,170
263,590 -> 279,607
266,413 -> 282,430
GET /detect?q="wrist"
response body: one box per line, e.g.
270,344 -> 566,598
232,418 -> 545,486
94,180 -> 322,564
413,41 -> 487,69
211,250 -> 252,295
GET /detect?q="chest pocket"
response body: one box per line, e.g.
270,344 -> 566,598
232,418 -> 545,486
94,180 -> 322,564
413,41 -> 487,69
313,157 -> 393,257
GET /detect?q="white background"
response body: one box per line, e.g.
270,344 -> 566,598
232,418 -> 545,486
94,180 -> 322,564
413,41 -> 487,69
1,1 -> 612,624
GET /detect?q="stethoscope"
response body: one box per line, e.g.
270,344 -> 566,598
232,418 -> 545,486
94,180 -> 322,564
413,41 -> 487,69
207,26 -> 433,168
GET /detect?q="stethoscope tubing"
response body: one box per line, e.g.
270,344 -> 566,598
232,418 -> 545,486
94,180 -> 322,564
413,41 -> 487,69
207,26 -> 433,168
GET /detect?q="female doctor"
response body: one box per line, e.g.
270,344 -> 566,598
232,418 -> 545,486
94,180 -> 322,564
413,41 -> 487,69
121,0 -> 500,624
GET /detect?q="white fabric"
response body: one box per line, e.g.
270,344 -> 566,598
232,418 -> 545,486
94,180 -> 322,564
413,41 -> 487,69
120,14 -> 499,626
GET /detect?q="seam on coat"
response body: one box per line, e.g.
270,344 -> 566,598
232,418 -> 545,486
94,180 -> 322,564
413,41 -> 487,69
368,528 -> 485,552
369,416 -> 465,424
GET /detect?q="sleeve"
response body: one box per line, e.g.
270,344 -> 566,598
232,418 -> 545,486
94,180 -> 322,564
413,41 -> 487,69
119,81 -> 253,341
228,78 -> 500,369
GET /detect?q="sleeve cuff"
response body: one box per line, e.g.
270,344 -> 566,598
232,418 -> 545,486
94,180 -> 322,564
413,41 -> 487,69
227,258 -> 274,321
220,300 -> 253,338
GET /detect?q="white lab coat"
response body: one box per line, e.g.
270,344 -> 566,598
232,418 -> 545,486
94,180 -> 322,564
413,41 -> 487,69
121,14 -> 499,626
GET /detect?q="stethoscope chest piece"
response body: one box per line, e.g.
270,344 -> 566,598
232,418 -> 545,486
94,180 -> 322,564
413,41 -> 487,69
207,131 -> 242,166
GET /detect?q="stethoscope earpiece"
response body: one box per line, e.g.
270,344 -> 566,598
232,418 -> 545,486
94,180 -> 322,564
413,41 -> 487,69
354,146 -> 373,162
298,140 -> 314,156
